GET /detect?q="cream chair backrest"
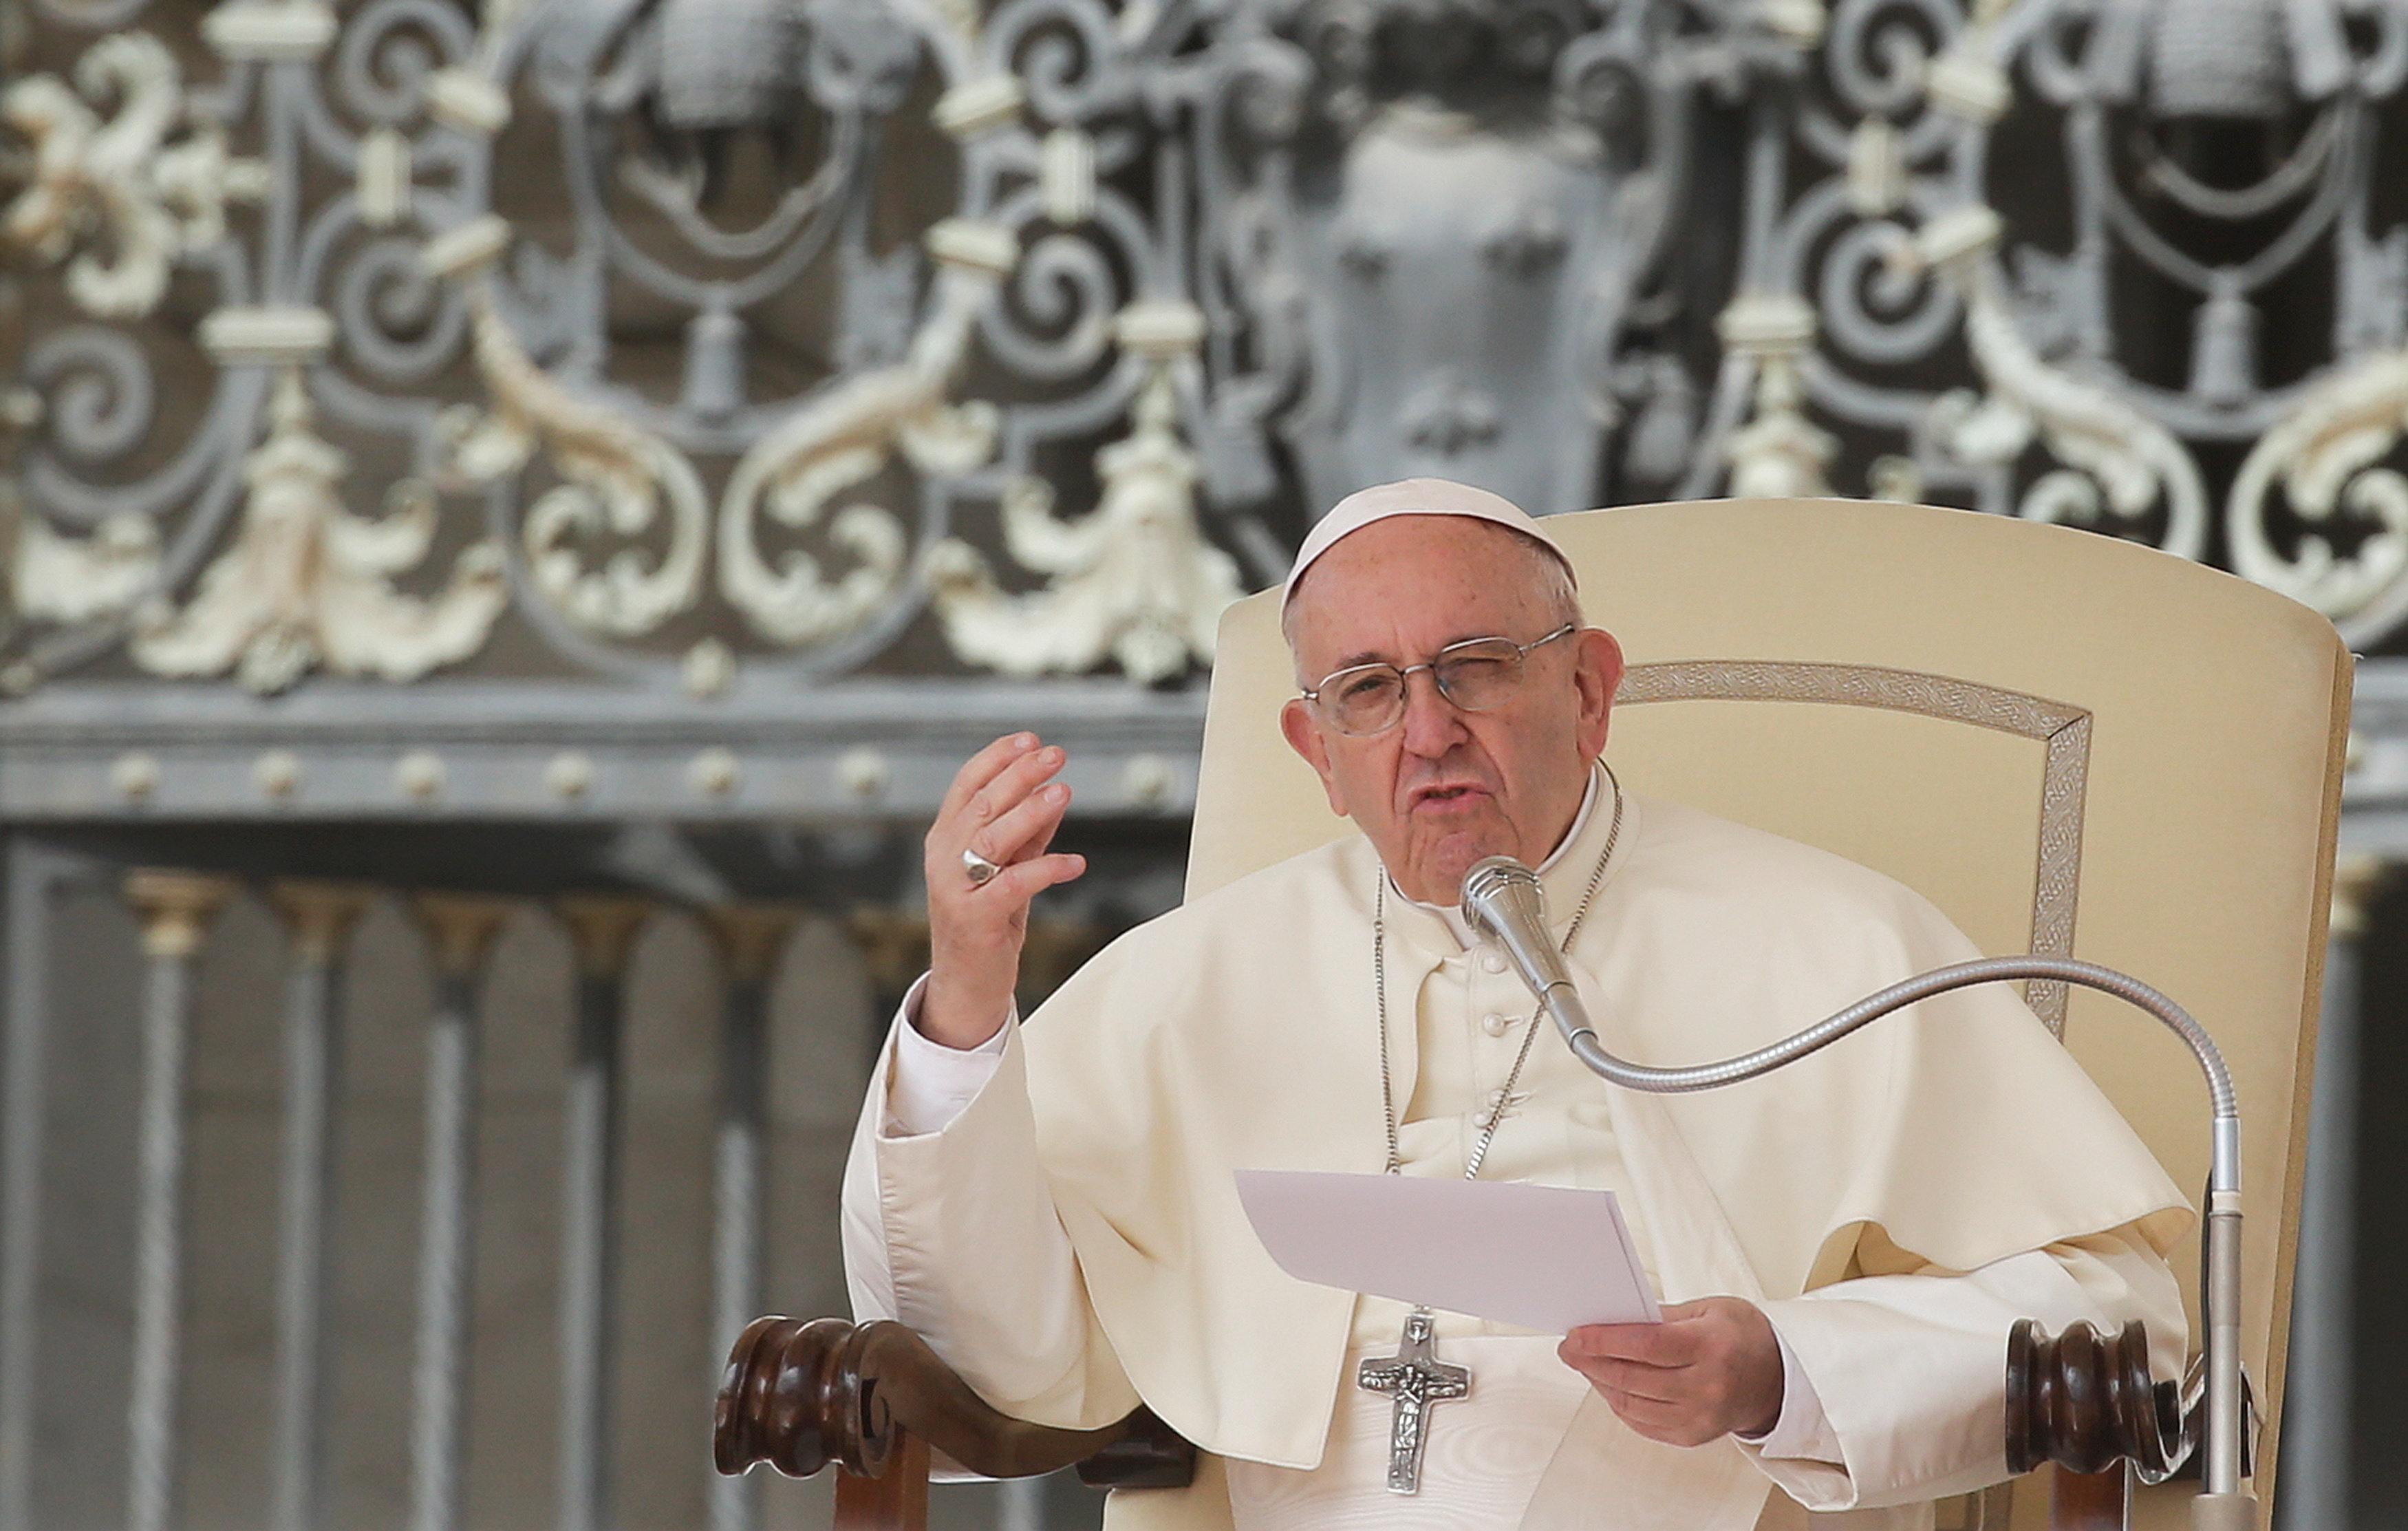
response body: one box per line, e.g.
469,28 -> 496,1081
1190,497 -> 2351,1523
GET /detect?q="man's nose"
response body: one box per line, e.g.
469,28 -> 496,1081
1397,667 -> 1469,754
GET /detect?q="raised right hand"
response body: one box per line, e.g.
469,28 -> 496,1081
918,733 -> 1088,1049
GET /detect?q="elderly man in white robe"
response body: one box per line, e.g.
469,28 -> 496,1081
841,478 -> 2190,1531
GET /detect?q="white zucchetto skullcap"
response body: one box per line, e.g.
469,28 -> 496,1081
1281,478 -> 1578,608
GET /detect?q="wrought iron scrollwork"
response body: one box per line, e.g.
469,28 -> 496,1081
11,0 -> 2408,700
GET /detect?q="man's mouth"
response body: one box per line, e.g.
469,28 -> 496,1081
1412,784 -> 1488,807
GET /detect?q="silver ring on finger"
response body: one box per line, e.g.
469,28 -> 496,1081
961,847 -> 1003,886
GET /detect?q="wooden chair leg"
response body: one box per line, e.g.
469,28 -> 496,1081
2052,1464 -> 2127,1531
832,1432 -> 930,1531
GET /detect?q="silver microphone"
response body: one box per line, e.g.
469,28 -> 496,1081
1459,855 -> 1598,1053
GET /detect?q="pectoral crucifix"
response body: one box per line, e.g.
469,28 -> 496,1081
1357,1307 -> 1470,1494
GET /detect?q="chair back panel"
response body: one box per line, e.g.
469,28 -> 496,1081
1191,497 -> 2352,1522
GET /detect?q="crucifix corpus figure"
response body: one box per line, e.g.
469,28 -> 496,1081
1358,1307 -> 1472,1493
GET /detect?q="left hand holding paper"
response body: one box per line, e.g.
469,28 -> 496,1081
1557,1296 -> 1783,1445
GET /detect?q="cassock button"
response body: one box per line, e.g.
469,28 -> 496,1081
1481,1011 -> 1514,1037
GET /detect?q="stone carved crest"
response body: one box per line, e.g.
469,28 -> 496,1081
1176,0 -> 1787,520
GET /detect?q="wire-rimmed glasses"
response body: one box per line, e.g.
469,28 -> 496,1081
1298,623 -> 1578,736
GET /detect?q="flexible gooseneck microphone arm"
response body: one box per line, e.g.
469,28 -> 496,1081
1459,855 -> 2250,1528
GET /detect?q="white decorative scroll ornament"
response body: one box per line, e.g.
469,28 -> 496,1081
433,264 -> 709,640
1915,213 -> 2209,561
1717,295 -> 1837,499
11,506 -> 160,625
130,369 -> 507,693
201,0 -> 340,59
716,218 -> 1015,647
2226,347 -> 2408,645
929,354 -> 1243,683
0,32 -> 266,319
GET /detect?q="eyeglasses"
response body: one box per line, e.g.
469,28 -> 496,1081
1299,624 -> 1578,736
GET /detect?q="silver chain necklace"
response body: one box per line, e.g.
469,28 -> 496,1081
1358,766 -> 1623,1495
1374,765 -> 1624,1177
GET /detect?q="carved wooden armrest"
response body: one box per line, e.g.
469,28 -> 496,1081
2006,1317 -> 2258,1531
2004,1319 -> 2188,1531
2006,1318 -> 2187,1481
714,1316 -> 1196,1509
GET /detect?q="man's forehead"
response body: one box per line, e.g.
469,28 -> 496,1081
1287,518 -> 1553,664
1301,512 -> 1534,587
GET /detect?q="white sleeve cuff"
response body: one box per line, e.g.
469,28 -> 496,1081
1737,1324 -> 1842,1463
883,972 -> 1011,1137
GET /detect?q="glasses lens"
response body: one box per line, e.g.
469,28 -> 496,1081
1432,641 -> 1525,711
1326,666 -> 1406,734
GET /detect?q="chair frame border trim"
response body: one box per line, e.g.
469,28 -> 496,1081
1620,659 -> 2093,1035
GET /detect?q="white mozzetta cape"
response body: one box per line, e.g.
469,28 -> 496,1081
844,791 -> 2189,1528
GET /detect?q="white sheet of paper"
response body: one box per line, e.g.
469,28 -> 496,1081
1234,1169 -> 1662,1334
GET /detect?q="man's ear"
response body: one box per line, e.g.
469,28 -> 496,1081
1280,698 -> 1350,817
1574,628 -> 1625,761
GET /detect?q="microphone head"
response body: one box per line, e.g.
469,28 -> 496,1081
1460,855 -> 1543,943
1461,854 -> 1536,898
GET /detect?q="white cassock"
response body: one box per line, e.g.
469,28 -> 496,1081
841,778 -> 2191,1531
